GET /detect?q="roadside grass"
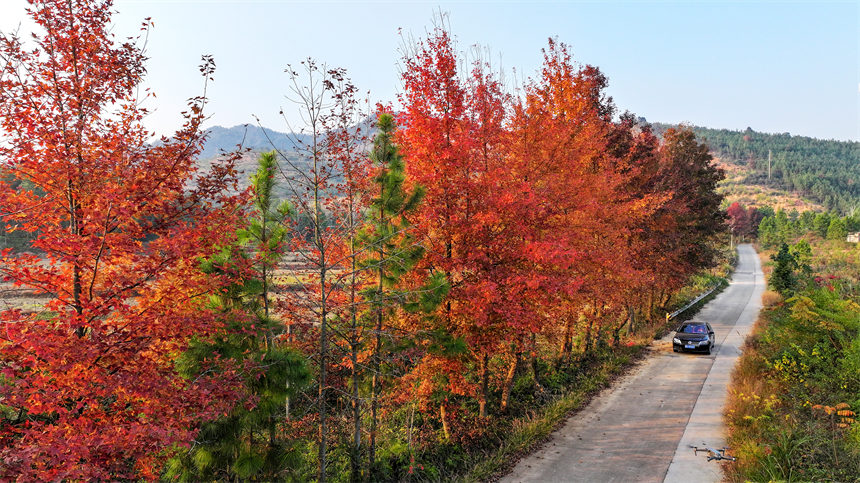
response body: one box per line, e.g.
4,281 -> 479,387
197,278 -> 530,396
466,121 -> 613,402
760,290 -> 782,308
354,344 -> 643,483
723,314 -> 784,480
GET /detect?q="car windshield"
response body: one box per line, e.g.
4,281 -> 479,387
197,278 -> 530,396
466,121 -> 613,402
679,324 -> 707,334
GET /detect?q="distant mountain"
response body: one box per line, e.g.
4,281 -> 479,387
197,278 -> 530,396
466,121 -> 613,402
197,121 -> 375,200
652,123 -> 860,214
199,124 -> 311,160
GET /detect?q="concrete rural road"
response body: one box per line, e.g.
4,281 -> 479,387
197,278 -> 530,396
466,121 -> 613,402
501,244 -> 765,483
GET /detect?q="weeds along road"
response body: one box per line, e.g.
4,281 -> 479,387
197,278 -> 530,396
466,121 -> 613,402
501,244 -> 765,483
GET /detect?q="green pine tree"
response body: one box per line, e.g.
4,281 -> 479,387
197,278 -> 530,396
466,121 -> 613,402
164,152 -> 308,481
813,212 -> 831,238
789,240 -> 814,289
357,112 -> 448,475
846,213 -> 860,232
769,243 -> 798,295
774,209 -> 794,241
826,216 -> 848,240
245,151 -> 292,335
797,210 -> 816,233
758,216 -> 781,248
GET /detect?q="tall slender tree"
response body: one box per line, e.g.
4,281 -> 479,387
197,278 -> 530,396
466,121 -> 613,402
319,74 -> 370,479
356,112 -> 444,472
280,60 -> 334,482
247,152 -> 292,328
269,61 -> 373,482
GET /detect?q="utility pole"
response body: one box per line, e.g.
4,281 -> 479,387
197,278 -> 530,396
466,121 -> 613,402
767,149 -> 772,182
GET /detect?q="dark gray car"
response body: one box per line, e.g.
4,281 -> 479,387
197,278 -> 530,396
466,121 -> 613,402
672,321 -> 714,354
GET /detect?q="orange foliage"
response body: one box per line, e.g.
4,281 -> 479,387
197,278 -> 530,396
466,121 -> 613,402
393,27 -> 725,433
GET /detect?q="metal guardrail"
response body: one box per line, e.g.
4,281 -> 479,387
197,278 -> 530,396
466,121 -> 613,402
666,284 -> 720,323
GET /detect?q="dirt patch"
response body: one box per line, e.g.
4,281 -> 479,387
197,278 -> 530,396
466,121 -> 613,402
649,339 -> 676,354
0,282 -> 50,312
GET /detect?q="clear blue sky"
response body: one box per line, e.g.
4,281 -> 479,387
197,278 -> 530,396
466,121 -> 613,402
1,1 -> 858,141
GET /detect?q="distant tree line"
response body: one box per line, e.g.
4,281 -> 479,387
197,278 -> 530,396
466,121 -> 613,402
726,201 -> 860,249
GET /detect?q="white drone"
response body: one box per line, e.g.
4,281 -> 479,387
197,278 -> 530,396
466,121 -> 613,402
689,444 -> 736,462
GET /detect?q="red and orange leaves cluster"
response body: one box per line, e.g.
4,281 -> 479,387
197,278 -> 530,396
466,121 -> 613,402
0,1 -> 247,479
393,28 -> 724,426
727,201 -> 759,239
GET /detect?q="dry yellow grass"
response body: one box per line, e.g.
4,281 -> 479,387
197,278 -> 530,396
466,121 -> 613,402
0,282 -> 49,312
723,314 -> 780,482
713,158 -> 824,213
272,271 -> 315,286
761,290 -> 783,308
757,250 -> 774,278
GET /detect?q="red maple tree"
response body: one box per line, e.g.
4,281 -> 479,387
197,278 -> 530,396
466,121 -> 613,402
0,1 -> 246,479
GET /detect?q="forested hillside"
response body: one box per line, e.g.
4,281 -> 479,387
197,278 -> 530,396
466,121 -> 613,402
652,123 -> 860,214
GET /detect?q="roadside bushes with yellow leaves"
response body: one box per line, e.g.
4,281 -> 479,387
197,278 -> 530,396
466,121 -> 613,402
726,243 -> 860,482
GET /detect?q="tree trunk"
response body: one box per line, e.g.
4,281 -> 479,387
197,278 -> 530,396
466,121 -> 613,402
647,291 -> 655,318
261,199 -> 271,348
350,343 -> 360,478
313,123 -> 328,483
369,187 -> 385,473
478,352 -> 489,417
349,213 -> 361,481
369,366 -> 379,469
556,313 -> 573,368
500,349 -> 520,412
529,333 -> 544,393
612,311 -> 628,347
583,317 -> 594,355
69,183 -> 85,338
318,264 -> 328,483
594,306 -> 605,349
627,304 -> 636,335
660,291 -> 671,309
440,403 -> 450,441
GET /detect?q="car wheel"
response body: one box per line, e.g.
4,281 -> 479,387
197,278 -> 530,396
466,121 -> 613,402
705,345 -> 711,355
673,347 -> 679,353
